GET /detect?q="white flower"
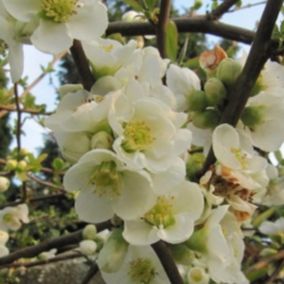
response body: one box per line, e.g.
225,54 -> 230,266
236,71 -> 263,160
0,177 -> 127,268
115,46 -> 169,87
203,206 -> 248,284
0,176 -> 10,192
0,230 -> 9,245
0,245 -> 9,257
0,0 -> 25,82
63,149 -> 156,223
3,0 -> 108,54
213,124 -> 267,174
0,204 -> 29,231
123,181 -> 204,245
166,64 -> 201,112
83,38 -> 137,77
241,92 -> 284,151
99,245 -> 171,284
259,218 -> 284,236
122,10 -> 145,22
79,240 -> 97,255
262,176 -> 284,206
186,266 -> 209,284
109,89 -> 191,173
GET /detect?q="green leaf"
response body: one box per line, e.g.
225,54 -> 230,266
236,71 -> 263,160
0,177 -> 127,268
144,0 -> 158,10
165,20 -> 178,61
52,158 -> 65,171
123,0 -> 144,12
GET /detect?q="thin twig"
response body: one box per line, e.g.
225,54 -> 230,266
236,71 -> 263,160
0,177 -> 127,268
0,221 -> 111,267
228,1 -> 266,13
27,173 -> 65,192
201,0 -> 283,174
267,259 -> 284,284
156,0 -> 172,58
208,0 -> 240,20
152,241 -> 183,284
81,262 -> 99,284
107,16 -> 255,44
70,40 -> 95,91
13,83 -> 21,158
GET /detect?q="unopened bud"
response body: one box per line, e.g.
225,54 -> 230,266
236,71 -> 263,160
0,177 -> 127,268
0,177 -> 10,192
83,224 -> 97,240
185,226 -> 207,253
17,160 -> 27,171
204,78 -> 227,106
188,90 -> 208,112
186,153 -> 205,180
192,110 -> 220,129
216,58 -> 242,86
91,131 -> 113,150
97,229 -> 129,273
6,159 -> 17,171
187,267 -> 210,284
79,240 -> 97,256
241,106 -> 264,129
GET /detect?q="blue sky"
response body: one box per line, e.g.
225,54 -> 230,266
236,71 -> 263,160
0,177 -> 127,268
10,0 -> 271,154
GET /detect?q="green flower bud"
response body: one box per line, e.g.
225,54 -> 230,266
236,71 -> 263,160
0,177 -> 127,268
216,58 -> 242,86
5,159 -> 18,171
184,226 -> 207,253
91,131 -> 113,150
188,90 -> 208,112
241,106 -> 265,129
83,224 -> 97,240
97,229 -> 129,273
192,109 -> 220,129
169,244 -> 195,265
0,177 -> 10,192
204,78 -> 227,106
186,153 -> 205,180
17,160 -> 28,171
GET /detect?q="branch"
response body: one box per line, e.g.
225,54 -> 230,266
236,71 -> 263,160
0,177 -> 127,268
81,262 -> 99,284
201,0 -> 283,173
107,16 -> 255,44
0,105 -> 52,116
152,241 -> 183,284
267,259 -> 284,284
27,173 -> 65,192
156,0 -> 171,58
208,0 -> 240,20
70,40 -> 95,91
13,83 -> 21,157
0,221 -> 112,267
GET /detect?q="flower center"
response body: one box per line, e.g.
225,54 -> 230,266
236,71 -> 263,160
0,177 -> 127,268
128,258 -> 156,284
230,148 -> 248,169
144,196 -> 175,228
3,213 -> 20,228
90,161 -> 122,198
122,120 -> 154,152
102,44 -> 114,53
41,0 -> 78,23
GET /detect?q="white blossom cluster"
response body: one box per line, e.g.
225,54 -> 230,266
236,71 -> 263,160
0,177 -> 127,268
0,1 -> 284,284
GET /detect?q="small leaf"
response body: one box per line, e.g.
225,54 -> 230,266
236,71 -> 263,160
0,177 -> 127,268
165,20 -> 178,61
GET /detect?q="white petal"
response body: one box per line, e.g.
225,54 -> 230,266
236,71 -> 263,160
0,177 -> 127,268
3,0 -> 40,22
31,20 -> 72,54
123,220 -> 159,245
67,1 -> 108,41
113,171 -> 155,220
75,189 -> 113,223
8,42 -> 24,83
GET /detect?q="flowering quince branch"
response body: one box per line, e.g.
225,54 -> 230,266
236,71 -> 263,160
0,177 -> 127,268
207,0 -> 240,20
70,40 -> 95,91
201,0 -> 283,174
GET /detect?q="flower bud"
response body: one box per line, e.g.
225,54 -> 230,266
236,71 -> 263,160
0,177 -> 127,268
204,78 -> 227,106
6,159 -> 17,171
188,90 -> 208,112
241,106 -> 265,129
0,177 -> 10,192
17,160 -> 28,171
186,153 -> 205,180
83,224 -> 97,240
58,84 -> 83,98
170,244 -> 194,265
91,131 -> 113,150
192,110 -> 220,129
216,58 -> 242,86
187,267 -> 210,284
79,240 -> 97,256
97,229 -> 129,273
185,226 -> 207,253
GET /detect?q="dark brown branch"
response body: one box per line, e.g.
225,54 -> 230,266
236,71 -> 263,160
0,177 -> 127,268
107,16 -> 255,44
201,0 -> 283,173
81,262 -> 99,284
27,173 -> 65,192
0,221 -> 111,267
13,83 -> 21,157
156,0 -> 171,58
208,0 -> 240,20
70,40 -> 95,91
152,241 -> 183,284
